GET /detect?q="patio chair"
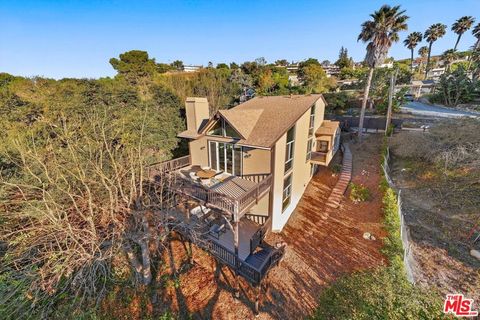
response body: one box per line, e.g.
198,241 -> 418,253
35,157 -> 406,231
190,205 -> 211,220
209,223 -> 226,239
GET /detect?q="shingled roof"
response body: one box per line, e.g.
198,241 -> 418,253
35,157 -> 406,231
214,94 -> 324,148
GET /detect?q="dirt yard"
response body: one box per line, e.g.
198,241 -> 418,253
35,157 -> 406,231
103,135 -> 387,320
389,131 -> 480,302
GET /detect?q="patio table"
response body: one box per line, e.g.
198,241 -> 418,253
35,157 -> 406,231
197,169 -> 217,179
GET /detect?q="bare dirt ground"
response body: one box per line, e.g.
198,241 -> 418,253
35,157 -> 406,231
104,135 -> 387,320
389,131 -> 480,302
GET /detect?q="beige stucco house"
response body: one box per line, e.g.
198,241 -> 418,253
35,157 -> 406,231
152,94 -> 340,310
178,94 -> 340,231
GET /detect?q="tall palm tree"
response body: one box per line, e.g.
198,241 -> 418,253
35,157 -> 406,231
441,49 -> 459,71
452,16 -> 475,50
357,5 -> 408,137
403,32 -> 423,72
418,46 -> 429,74
473,23 -> 480,49
424,23 -> 447,79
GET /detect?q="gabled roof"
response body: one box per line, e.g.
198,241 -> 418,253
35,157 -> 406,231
218,108 -> 263,139
215,94 -> 324,148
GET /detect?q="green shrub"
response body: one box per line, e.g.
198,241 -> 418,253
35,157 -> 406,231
349,183 -> 371,202
310,264 -> 445,320
381,187 -> 404,260
312,139 -> 445,319
331,163 -> 342,174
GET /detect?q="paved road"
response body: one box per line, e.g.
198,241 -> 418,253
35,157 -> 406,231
401,101 -> 479,118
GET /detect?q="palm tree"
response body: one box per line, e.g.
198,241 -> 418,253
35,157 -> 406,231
403,32 -> 423,72
452,16 -> 475,50
357,5 -> 408,137
424,23 -> 447,79
473,23 -> 480,49
417,46 -> 429,75
441,49 -> 459,71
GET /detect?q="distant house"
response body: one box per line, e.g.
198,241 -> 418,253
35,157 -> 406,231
410,80 -> 436,98
183,65 -> 203,72
427,67 -> 446,81
322,64 -> 340,77
379,61 -> 394,69
286,64 -> 300,73
153,95 -> 341,292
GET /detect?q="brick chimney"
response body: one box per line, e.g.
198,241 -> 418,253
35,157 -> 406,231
185,97 -> 210,133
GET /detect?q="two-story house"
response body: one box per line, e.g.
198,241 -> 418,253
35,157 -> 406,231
152,95 -> 340,311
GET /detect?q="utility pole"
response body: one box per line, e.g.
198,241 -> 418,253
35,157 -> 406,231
385,69 -> 398,136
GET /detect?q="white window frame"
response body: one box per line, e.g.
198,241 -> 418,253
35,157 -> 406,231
208,141 -> 242,175
309,105 -> 315,137
282,173 -> 292,212
284,126 -> 295,173
333,128 -> 341,153
306,138 -> 313,162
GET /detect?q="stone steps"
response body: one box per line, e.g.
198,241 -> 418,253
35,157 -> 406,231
322,143 -> 353,218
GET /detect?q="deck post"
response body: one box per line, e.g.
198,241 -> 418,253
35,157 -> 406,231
185,203 -> 190,221
233,221 -> 240,299
188,240 -> 193,264
254,285 -> 260,316
234,272 -> 240,299
233,221 -> 239,256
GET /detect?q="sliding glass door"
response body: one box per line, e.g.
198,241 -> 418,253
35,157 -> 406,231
209,141 -> 242,175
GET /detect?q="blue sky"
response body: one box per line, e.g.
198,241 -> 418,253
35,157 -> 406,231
1,0 -> 479,79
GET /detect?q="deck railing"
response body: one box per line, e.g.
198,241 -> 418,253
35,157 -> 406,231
150,156 -> 272,221
174,172 -> 272,221
236,175 -> 272,219
148,155 -> 191,176
169,210 -> 283,285
208,240 -> 238,267
175,223 -> 282,285
239,173 -> 271,183
244,213 -> 269,225
249,216 -> 271,254
258,245 -> 285,277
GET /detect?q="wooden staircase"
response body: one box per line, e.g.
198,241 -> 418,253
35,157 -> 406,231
245,247 -> 272,269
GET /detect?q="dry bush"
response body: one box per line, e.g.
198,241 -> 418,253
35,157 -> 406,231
390,118 -> 480,209
0,107 -> 180,318
390,118 -> 480,171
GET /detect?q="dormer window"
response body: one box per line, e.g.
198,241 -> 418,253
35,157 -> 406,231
208,119 -> 223,136
207,117 -> 241,139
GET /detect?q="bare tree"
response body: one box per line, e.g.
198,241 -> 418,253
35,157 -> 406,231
0,105 -> 178,317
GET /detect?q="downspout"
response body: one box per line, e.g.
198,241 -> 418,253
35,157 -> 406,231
268,145 -> 276,232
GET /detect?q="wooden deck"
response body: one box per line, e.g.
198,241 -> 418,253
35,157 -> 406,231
211,217 -> 260,260
149,155 -> 283,285
148,158 -> 272,221
165,205 -> 283,285
165,204 -> 265,261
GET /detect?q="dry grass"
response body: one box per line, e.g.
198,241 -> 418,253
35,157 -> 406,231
389,120 -> 480,302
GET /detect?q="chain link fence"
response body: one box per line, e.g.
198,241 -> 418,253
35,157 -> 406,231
382,147 -> 416,284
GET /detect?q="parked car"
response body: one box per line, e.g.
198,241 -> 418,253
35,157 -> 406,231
404,93 -> 414,101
